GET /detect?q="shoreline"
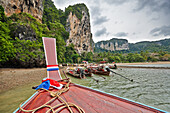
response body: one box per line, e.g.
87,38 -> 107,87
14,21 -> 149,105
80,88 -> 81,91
0,61 -> 170,92
117,66 -> 170,69
116,61 -> 170,65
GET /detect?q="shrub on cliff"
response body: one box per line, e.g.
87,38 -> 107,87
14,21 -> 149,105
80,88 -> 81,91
0,6 -> 15,63
0,22 -> 16,63
65,3 -> 89,21
0,7 -> 68,67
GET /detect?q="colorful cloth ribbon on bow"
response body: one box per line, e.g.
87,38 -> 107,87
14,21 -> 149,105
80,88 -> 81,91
35,80 -> 50,90
35,78 -> 63,90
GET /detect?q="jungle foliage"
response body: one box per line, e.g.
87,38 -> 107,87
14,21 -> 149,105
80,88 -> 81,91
0,1 -> 89,67
0,0 -> 170,67
0,4 -> 68,67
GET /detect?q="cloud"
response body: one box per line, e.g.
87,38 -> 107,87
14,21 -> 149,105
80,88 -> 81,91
95,27 -> 108,37
150,25 -> 170,36
103,0 -> 129,5
90,5 -> 101,17
53,0 -> 66,5
93,16 -> 109,26
134,0 -> 170,14
114,32 -> 128,37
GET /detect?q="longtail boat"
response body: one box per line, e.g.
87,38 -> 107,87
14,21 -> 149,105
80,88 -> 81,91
88,66 -> 110,76
92,70 -> 110,76
109,64 -> 117,69
77,67 -> 92,77
14,37 -> 167,113
66,70 -> 84,79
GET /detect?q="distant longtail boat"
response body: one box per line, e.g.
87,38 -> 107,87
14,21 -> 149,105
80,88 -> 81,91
14,37 -> 167,113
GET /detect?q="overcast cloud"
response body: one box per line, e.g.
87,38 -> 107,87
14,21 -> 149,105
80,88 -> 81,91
115,32 -> 128,37
93,16 -> 109,26
95,27 -> 108,37
150,25 -> 170,37
53,0 -> 170,43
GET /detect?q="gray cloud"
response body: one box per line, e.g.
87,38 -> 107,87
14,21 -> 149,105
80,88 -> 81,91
134,0 -> 170,14
90,6 -> 101,17
93,16 -> 109,26
95,27 -> 108,37
114,32 -> 128,37
53,0 -> 66,5
103,0 -> 129,5
150,25 -> 170,36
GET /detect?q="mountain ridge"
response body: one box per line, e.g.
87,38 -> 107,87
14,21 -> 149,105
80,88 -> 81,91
95,38 -> 170,53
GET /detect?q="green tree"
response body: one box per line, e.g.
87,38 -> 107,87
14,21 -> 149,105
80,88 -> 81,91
108,56 -> 121,63
72,54 -> 79,63
127,53 -> 136,62
0,7 -> 15,62
86,52 -> 93,62
65,44 -> 77,63
134,54 -> 145,62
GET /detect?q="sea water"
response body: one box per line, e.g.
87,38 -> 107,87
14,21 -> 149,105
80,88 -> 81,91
72,65 -> 170,112
120,63 -> 170,67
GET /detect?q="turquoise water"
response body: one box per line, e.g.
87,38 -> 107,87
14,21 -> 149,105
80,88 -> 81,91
73,67 -> 170,112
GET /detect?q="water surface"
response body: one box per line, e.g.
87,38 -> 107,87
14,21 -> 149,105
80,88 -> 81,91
120,64 -> 170,67
72,67 -> 170,112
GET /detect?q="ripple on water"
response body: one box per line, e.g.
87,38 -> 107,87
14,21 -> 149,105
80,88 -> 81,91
82,68 -> 170,112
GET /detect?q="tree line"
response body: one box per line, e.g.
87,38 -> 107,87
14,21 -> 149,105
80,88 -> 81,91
63,47 -> 170,64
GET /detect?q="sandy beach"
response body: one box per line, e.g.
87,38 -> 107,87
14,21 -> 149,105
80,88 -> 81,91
0,68 -> 47,92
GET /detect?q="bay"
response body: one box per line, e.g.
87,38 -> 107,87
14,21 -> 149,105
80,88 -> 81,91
120,64 -> 170,67
72,66 -> 170,112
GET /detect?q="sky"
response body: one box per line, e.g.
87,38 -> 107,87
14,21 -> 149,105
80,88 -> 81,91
52,0 -> 170,43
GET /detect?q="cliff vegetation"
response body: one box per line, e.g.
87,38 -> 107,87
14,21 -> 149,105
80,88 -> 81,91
0,0 -> 93,67
0,4 -> 67,67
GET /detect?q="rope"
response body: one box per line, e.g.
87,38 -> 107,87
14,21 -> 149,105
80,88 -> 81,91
19,78 -> 85,113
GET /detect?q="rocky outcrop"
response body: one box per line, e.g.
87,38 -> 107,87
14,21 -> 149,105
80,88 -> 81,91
95,38 -> 129,51
10,24 -> 37,41
66,11 -> 94,54
0,0 -> 43,22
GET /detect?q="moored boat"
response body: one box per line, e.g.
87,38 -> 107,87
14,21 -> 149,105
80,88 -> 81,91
66,70 -> 83,78
14,37 -> 167,113
109,64 -> 117,69
88,65 -> 110,76
66,69 -> 86,79
93,70 -> 110,75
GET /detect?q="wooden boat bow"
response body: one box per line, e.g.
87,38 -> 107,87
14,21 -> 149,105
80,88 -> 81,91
14,37 -> 167,113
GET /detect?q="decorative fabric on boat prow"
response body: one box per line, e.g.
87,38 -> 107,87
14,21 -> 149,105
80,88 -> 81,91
47,65 -> 59,71
42,37 -> 61,81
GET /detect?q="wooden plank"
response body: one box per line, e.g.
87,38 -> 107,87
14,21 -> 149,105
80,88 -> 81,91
63,87 -> 98,113
73,84 -> 165,113
17,89 -> 71,113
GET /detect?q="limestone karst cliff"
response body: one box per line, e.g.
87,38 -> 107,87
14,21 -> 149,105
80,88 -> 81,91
65,4 -> 94,54
0,0 -> 43,22
0,1 -> 94,54
95,38 -> 129,51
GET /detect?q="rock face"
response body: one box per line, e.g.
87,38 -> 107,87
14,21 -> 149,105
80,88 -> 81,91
95,38 -> 129,51
11,24 -> 37,41
66,11 -> 94,54
0,0 -> 43,22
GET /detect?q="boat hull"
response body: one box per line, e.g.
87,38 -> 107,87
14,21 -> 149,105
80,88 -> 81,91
15,83 -> 166,113
92,70 -> 110,76
66,71 -> 82,78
